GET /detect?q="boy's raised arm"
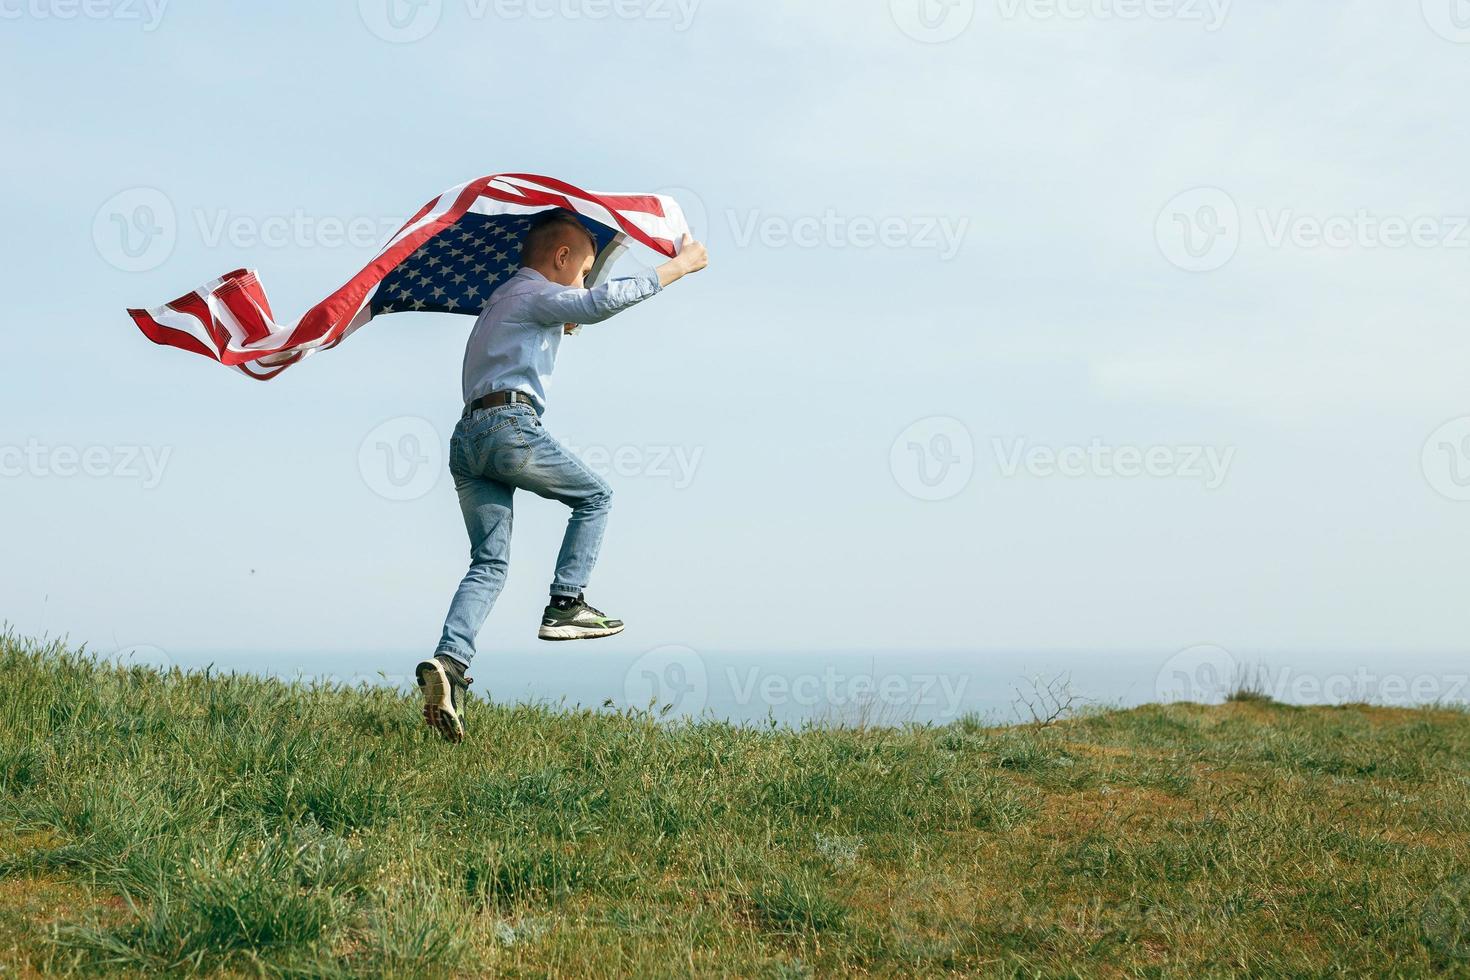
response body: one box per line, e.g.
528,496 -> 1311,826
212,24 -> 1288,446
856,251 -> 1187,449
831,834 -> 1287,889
529,235 -> 710,327
529,272 -> 663,326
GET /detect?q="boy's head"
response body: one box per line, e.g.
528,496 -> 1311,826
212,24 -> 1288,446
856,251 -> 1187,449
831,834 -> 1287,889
521,210 -> 599,287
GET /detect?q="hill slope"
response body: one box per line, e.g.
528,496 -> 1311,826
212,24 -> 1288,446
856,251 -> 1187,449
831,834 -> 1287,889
0,634 -> 1467,977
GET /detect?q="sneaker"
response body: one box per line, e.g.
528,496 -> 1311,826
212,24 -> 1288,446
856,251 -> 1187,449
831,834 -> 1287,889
538,595 -> 625,641
415,654 -> 472,743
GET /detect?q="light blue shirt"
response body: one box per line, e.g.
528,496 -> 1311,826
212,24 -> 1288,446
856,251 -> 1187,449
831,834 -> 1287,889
461,267 -> 662,414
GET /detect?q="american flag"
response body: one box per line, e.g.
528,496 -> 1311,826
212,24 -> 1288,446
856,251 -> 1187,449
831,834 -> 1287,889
128,173 -> 692,380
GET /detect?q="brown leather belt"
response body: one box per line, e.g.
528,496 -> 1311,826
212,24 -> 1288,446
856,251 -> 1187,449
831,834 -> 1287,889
465,390 -> 536,415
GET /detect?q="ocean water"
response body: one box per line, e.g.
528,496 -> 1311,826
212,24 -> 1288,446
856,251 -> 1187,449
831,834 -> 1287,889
106,646 -> 1470,728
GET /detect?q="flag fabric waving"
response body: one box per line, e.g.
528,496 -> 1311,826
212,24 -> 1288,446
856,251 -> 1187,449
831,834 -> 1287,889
128,174 -> 692,380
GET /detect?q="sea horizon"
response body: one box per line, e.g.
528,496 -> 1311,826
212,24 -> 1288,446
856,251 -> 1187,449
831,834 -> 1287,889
81,645 -> 1470,728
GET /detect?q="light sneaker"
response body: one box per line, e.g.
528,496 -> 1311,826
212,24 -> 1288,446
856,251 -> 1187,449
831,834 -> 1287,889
415,654 -> 472,743
537,595 -> 625,641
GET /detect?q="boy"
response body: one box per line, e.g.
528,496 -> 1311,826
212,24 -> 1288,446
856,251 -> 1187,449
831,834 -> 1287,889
417,210 -> 709,742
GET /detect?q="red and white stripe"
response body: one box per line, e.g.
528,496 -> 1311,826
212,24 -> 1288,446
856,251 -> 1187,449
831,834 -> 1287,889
128,173 -> 691,381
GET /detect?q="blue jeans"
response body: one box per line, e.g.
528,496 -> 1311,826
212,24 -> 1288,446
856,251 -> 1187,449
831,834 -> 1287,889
435,404 -> 612,666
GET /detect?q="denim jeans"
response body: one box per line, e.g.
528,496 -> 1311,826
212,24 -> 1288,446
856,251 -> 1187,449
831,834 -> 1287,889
435,403 -> 612,666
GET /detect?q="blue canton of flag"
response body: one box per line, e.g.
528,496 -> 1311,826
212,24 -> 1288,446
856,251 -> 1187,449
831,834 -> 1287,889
369,213 -> 618,318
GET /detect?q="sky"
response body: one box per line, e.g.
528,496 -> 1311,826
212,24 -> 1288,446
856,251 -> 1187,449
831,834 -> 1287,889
2,0 -> 1468,703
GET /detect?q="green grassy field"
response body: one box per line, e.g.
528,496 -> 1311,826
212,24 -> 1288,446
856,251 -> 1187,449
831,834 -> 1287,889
0,632 -> 1467,977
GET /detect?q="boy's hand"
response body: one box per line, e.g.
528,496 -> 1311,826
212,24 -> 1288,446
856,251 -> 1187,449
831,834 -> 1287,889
675,235 -> 709,274
657,235 -> 709,287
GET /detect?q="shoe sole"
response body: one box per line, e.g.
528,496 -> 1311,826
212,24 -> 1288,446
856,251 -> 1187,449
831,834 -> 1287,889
415,659 -> 464,743
537,623 -> 626,642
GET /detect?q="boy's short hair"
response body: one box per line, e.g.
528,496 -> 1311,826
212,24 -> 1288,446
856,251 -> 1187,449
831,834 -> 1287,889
521,210 -> 599,266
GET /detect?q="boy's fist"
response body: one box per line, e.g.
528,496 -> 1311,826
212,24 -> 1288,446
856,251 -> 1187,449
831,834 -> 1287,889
675,235 -> 709,274
656,234 -> 710,287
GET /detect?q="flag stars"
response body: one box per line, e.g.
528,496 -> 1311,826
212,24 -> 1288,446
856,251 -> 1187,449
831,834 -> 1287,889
370,213 -> 549,319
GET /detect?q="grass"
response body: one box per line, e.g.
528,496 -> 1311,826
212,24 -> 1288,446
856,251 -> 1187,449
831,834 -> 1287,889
1225,663 -> 1276,705
0,632 -> 1467,976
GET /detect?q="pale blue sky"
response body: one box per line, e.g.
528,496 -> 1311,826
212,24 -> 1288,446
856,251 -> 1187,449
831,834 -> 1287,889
3,1 -> 1468,678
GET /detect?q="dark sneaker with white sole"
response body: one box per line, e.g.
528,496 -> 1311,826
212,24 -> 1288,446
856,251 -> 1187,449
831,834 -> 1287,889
415,654 -> 472,743
538,595 -> 625,641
